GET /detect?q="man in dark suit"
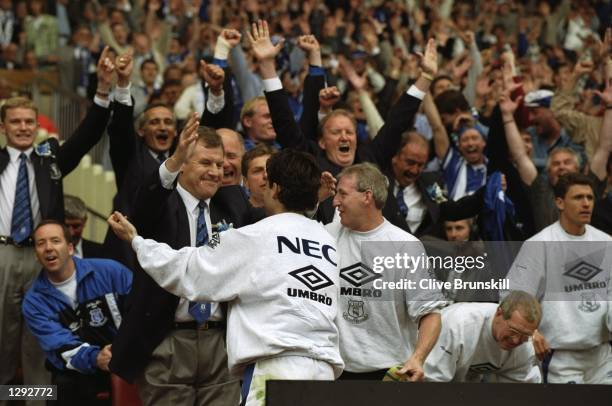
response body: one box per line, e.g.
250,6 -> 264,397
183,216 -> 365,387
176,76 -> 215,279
384,131 -> 443,237
63,194 -> 106,259
110,121 -> 260,405
0,49 -> 113,391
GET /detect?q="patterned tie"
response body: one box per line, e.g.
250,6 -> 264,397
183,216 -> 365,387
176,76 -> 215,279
396,186 -> 408,218
10,153 -> 33,243
189,201 -> 211,324
156,152 -> 166,165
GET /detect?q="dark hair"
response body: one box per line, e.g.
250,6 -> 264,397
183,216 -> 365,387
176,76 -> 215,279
140,58 -> 158,71
553,172 -> 594,199
241,143 -> 277,177
33,220 -> 72,244
396,131 -> 430,156
434,89 -> 470,115
431,75 -> 453,90
266,149 -> 321,212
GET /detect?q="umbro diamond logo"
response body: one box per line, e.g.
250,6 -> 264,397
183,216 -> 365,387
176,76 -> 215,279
289,265 -> 334,291
340,263 -> 381,287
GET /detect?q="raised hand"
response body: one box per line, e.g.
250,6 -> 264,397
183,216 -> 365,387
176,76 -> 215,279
297,34 -> 322,66
319,86 -> 341,112
115,49 -> 134,87
318,171 -> 337,202
200,61 -> 225,95
247,20 -> 284,62
167,113 -> 200,171
96,46 -> 115,95
339,57 -> 367,91
499,92 -> 523,116
417,38 -> 438,77
221,28 -> 242,48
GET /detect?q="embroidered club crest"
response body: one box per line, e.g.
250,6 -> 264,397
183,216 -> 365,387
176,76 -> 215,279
343,299 -> 368,324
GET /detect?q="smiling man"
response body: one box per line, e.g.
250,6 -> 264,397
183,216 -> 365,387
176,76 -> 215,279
505,173 -> 612,384
241,143 -> 276,207
109,119 -> 263,405
423,291 -> 541,383
22,220 -> 131,404
108,149 -> 342,406
0,48 -> 114,390
328,163 -> 446,382
217,128 -> 245,186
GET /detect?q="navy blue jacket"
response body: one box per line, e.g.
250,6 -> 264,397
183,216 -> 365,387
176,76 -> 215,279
22,258 -> 132,374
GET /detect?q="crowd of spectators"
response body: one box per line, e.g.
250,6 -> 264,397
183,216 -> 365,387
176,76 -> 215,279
1,0 -> 611,239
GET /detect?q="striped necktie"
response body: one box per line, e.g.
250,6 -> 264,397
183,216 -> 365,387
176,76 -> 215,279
10,153 -> 33,243
189,201 -> 211,324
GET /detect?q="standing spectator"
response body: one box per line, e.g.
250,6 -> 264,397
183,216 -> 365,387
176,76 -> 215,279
23,220 -> 132,405
24,0 -> 59,66
0,48 -> 115,393
63,195 -> 105,259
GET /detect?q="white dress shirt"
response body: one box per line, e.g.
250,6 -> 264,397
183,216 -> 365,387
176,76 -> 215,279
159,163 -> 222,322
0,147 -> 41,236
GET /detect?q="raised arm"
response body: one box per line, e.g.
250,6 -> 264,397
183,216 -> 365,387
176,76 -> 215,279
423,92 -> 450,161
250,20 -> 316,152
57,47 -> 114,176
200,28 -> 242,129
108,210 -> 248,303
590,60 -> 612,181
297,35 -> 326,142
368,38 -> 439,167
499,87 -> 537,185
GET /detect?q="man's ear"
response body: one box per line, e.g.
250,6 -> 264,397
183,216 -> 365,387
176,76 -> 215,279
555,196 -> 564,212
318,137 -> 327,150
68,242 -> 75,256
271,182 -> 281,200
242,117 -> 252,131
136,127 -> 145,138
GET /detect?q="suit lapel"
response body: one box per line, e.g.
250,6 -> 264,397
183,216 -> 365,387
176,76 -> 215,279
173,192 -> 191,248
32,154 -> 51,218
0,148 -> 9,174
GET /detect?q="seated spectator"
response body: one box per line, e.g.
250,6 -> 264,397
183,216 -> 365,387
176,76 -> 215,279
22,220 -> 132,405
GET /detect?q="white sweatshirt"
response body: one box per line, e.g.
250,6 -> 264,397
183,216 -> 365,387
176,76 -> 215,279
132,212 -> 344,377
326,219 -> 447,372
506,222 -> 612,350
424,303 -> 541,383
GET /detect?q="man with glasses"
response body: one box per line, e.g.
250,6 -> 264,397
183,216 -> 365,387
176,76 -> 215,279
423,290 -> 542,382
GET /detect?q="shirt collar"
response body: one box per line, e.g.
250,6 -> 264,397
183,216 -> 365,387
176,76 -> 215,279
176,182 -> 211,215
7,146 -> 33,163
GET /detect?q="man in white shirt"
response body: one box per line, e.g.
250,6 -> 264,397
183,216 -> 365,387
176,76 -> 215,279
505,172 -> 612,384
328,162 -> 447,381
424,291 -> 542,383
108,148 -> 343,406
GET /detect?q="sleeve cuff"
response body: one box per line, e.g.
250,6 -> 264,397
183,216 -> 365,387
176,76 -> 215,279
308,65 -> 325,76
212,58 -> 228,68
113,83 -> 133,106
159,161 -> 180,189
93,96 -> 111,109
132,235 -> 144,251
407,85 -> 426,100
263,77 -> 283,92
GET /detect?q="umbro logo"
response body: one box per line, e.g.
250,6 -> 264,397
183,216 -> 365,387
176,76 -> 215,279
469,362 -> 499,373
289,265 -> 334,291
564,261 -> 602,282
340,263 -> 381,287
